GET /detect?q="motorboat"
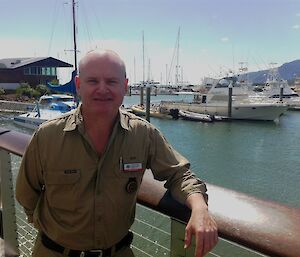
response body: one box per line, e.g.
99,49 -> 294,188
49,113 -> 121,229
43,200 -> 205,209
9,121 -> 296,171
178,110 -> 213,122
39,94 -> 76,111
252,66 -> 300,110
159,77 -> 288,121
13,94 -> 76,129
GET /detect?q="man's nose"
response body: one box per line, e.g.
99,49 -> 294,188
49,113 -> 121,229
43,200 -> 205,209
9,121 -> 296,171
96,80 -> 109,93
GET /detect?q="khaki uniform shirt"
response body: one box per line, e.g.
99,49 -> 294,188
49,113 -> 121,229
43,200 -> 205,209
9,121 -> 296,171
16,106 -> 207,250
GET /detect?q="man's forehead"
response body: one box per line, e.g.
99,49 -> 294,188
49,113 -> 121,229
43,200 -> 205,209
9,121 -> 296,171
80,57 -> 125,77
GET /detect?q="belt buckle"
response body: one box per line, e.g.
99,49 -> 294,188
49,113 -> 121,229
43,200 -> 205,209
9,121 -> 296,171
86,250 -> 103,257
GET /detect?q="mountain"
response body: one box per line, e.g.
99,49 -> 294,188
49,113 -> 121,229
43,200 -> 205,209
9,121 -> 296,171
238,59 -> 300,84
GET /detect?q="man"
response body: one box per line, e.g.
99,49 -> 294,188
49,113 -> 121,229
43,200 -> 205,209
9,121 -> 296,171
16,50 -> 218,257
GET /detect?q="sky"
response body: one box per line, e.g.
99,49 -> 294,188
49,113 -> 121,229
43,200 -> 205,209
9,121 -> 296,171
0,0 -> 299,84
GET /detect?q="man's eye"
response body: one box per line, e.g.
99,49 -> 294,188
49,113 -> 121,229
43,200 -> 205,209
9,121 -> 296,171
107,80 -> 118,85
87,79 -> 97,84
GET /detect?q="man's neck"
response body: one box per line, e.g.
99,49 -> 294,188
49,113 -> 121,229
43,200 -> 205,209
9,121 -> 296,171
82,109 -> 119,155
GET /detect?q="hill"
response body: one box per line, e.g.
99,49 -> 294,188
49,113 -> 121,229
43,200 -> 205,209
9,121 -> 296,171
238,59 -> 300,84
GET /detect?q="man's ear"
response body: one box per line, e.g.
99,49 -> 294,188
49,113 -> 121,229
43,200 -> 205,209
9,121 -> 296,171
124,78 -> 129,92
75,75 -> 80,93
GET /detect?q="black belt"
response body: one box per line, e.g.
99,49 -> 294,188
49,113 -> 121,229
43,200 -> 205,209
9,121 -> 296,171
41,232 -> 133,257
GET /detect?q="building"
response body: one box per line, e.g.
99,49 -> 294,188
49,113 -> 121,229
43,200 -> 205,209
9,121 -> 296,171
0,57 -> 73,90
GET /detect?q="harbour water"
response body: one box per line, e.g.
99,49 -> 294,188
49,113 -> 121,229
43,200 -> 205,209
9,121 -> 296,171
1,94 -> 300,210
1,95 -> 300,256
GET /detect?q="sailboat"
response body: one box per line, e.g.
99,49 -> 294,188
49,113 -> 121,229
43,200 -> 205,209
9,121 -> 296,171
14,0 -> 78,130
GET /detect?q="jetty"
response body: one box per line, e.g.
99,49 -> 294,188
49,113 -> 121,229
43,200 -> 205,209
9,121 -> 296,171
0,100 -> 35,114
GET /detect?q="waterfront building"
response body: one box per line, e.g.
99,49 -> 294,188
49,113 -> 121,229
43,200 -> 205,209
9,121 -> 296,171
0,57 -> 72,89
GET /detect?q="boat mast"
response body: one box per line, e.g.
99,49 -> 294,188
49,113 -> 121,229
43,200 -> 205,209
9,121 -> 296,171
140,31 -> 145,106
175,27 -> 180,88
72,0 -> 78,71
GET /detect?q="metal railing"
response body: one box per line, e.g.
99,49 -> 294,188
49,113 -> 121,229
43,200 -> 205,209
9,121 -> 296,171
1,128 -> 300,257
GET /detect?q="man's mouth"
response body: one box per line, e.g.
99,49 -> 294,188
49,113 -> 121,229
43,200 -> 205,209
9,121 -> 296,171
93,98 -> 112,102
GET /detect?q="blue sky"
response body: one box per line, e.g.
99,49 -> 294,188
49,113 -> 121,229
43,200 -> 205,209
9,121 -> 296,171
1,0 -> 299,84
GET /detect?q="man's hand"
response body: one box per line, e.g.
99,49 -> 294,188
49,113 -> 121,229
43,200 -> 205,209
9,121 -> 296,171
185,193 -> 218,257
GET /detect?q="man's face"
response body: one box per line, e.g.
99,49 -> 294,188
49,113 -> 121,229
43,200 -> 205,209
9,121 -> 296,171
76,55 -> 128,116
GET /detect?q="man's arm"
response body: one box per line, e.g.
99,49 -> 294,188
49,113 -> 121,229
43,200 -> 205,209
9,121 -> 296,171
16,133 -> 43,223
185,193 -> 218,257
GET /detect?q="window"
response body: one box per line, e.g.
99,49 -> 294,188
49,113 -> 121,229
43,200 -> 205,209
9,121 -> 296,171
24,68 -> 30,75
23,66 -> 57,76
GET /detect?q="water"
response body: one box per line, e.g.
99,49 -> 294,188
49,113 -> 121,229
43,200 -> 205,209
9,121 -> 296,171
1,95 -> 300,209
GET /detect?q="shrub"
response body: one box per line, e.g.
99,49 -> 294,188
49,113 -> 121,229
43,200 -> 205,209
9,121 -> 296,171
36,84 -> 50,95
16,84 -> 41,99
0,88 -> 5,95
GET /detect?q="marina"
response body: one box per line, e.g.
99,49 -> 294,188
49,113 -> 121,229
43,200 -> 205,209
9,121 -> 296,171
2,94 -> 300,208
1,0 -> 300,256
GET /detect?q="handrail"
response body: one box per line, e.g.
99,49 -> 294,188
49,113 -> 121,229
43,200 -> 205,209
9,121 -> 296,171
1,128 -> 300,257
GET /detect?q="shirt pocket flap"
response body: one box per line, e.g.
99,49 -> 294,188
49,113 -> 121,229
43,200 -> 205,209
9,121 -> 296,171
45,171 -> 80,185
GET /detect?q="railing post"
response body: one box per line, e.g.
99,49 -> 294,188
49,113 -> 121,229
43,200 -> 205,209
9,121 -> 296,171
0,149 -> 19,255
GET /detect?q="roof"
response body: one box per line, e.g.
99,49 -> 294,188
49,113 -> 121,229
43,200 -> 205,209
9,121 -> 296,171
0,57 -> 73,69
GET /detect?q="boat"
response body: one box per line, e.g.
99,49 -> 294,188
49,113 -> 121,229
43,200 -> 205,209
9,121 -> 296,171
38,94 -> 76,111
13,94 -> 76,129
252,65 -> 300,110
159,77 -> 288,121
131,104 -> 172,119
178,110 -> 213,122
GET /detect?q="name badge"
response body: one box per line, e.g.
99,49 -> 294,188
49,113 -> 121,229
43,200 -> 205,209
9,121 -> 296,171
120,157 -> 143,172
123,162 -> 143,172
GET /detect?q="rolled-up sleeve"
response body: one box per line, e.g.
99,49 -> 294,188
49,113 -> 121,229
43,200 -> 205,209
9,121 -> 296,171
147,127 -> 208,205
16,132 -> 44,222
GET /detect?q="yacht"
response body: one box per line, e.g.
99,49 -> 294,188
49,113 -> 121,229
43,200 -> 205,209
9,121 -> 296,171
160,77 -> 288,121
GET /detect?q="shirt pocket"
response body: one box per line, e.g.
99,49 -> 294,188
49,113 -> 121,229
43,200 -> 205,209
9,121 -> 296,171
44,171 -> 81,211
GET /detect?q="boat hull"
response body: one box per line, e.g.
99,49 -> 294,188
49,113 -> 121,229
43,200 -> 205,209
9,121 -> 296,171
161,101 -> 288,121
13,109 -> 64,130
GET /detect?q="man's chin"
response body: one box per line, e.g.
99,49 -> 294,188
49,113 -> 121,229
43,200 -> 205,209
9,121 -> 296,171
92,106 -> 118,116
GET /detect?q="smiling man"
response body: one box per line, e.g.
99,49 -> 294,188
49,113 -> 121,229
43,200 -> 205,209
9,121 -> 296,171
16,50 -> 218,257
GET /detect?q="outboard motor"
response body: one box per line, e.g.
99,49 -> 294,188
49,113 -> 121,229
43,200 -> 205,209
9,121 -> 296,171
169,109 -> 179,119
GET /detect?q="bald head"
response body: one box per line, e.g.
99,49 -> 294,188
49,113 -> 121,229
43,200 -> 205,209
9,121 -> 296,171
78,50 -> 127,78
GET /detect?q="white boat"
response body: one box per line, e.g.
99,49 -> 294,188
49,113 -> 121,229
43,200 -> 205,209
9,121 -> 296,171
178,110 -> 213,122
13,94 -> 76,129
253,65 -> 300,110
38,94 -> 76,111
160,77 -> 288,121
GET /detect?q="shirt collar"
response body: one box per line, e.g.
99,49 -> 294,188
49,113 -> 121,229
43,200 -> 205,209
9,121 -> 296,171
119,108 -> 130,131
63,104 -> 83,132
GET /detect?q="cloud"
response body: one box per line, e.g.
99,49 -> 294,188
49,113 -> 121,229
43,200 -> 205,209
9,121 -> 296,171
220,37 -> 229,43
0,37 -> 48,57
292,24 -> 300,29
